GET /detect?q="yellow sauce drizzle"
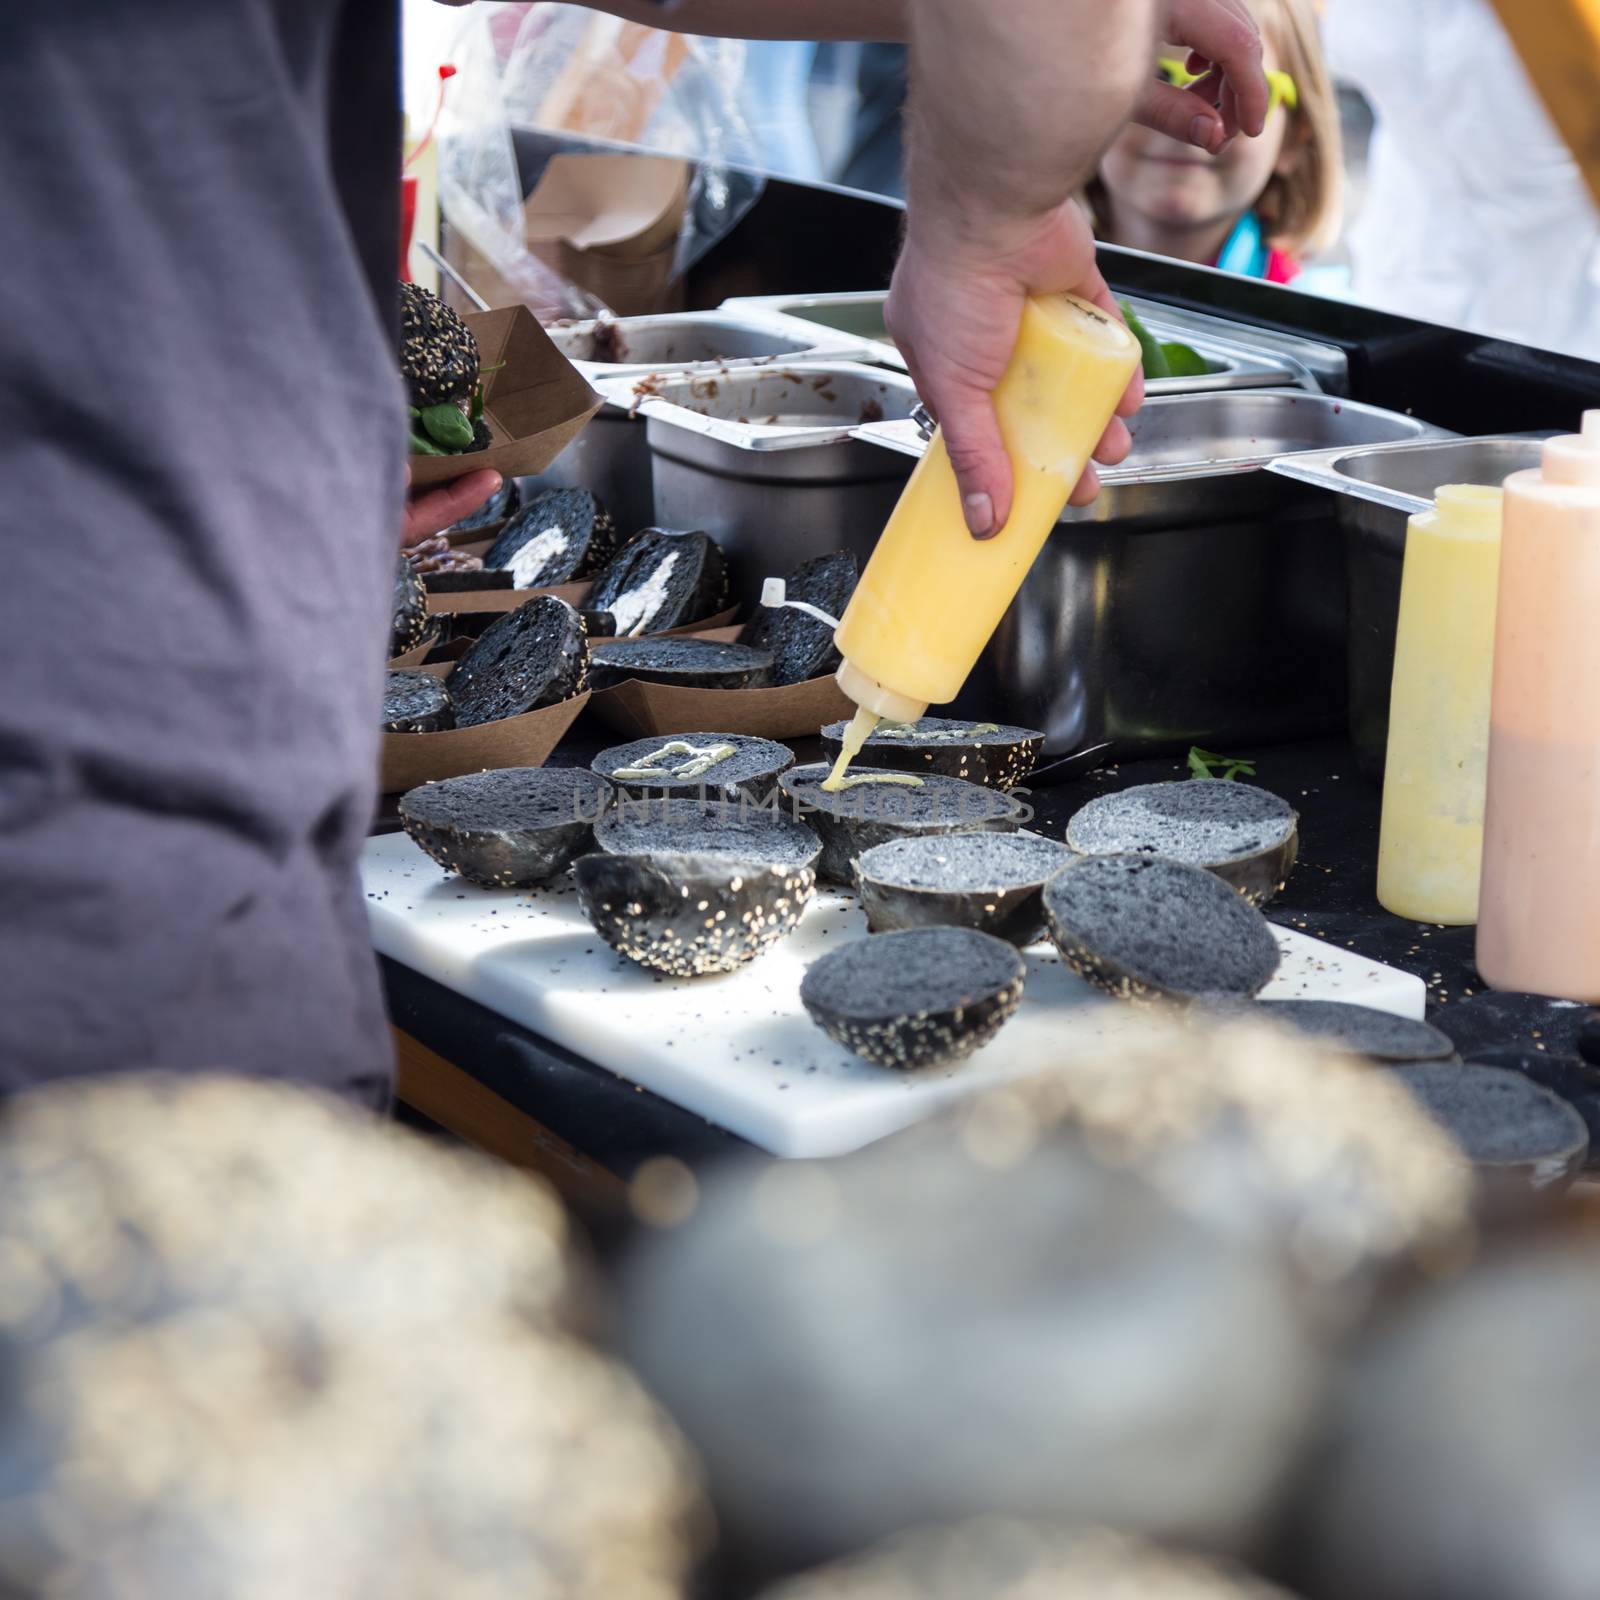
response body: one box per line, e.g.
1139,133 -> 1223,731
613,740 -> 736,782
826,772 -> 925,793
821,706 -> 880,792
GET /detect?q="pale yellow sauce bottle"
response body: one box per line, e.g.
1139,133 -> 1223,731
824,294 -> 1141,787
1376,484 -> 1504,924
1478,413 -> 1600,1000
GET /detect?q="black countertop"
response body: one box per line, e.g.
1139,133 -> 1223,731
379,719 -> 1600,1188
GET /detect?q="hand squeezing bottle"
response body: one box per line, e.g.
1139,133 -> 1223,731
823,293 -> 1141,788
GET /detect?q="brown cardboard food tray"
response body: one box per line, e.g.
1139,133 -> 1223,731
408,305 -> 602,488
380,673 -> 590,795
588,626 -> 853,741
426,580 -> 592,617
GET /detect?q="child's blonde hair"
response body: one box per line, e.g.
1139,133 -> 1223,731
1088,0 -> 1344,260
1255,0 -> 1343,256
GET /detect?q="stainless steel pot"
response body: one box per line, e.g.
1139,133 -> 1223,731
1269,436 -> 1547,778
609,362 -> 920,607
855,391 -> 1450,763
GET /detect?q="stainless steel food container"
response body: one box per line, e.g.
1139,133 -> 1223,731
1268,436 -> 1546,777
855,390 -> 1451,764
525,313 -> 875,539
720,289 -> 1335,395
545,309 -> 876,378
607,361 -> 920,607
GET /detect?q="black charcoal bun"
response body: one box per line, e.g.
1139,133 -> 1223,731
855,832 -> 1074,946
448,478 -> 521,534
1066,781 -> 1300,905
820,717 -> 1044,792
800,927 -> 1025,1070
587,529 -> 730,637
588,639 -> 775,693
1390,1063 -> 1589,1192
446,595 -> 588,728
742,552 -> 858,686
483,488 -> 618,590
779,765 -> 1025,886
400,767 -> 613,889
390,558 -> 430,658
1042,854 -> 1281,1003
596,796 -> 822,873
398,281 -> 480,408
1253,1000 -> 1458,1064
593,735 -> 795,803
382,670 -> 453,734
575,851 -> 815,977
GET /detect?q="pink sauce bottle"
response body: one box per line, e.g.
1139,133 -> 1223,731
1477,413 -> 1600,1000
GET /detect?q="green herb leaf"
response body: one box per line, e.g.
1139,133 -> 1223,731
1187,746 -> 1256,781
1159,341 -> 1211,377
1121,301 -> 1172,381
409,430 -> 449,457
419,403 -> 474,450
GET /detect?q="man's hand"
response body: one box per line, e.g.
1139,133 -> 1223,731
887,203 -> 1138,538
402,469 -> 502,548
1135,0 -> 1268,153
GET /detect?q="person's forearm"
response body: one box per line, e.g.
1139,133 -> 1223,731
575,0 -> 908,41
907,0 -> 1155,243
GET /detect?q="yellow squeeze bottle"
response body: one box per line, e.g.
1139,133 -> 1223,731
1375,485 -> 1505,924
826,294 -> 1140,786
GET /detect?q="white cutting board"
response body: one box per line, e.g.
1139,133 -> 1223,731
364,832 -> 1426,1159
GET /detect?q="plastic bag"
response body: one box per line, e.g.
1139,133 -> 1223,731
437,3 -> 766,320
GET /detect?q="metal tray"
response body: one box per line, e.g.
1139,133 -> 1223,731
720,290 -> 1322,395
1267,435 -> 1548,777
544,309 -> 875,380
602,361 -> 920,453
858,389 -> 1443,485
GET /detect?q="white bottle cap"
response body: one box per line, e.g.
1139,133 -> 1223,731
1542,410 -> 1600,488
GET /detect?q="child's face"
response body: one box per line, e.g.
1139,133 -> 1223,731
1100,33 -> 1293,242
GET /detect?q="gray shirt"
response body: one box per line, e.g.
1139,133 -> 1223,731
0,0 -> 407,1101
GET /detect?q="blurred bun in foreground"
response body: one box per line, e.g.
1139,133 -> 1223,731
1290,1232 -> 1600,1600
0,1074 -> 708,1599
758,1519 -> 1299,1600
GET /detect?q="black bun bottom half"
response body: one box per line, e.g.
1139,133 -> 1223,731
446,595 -> 588,728
594,735 -> 795,804
586,528 -> 730,637
483,488 -> 618,589
819,717 -> 1045,792
588,639 -> 775,693
1253,999 -> 1459,1064
800,928 -> 1026,1070
855,832 -> 1075,946
596,796 -> 822,873
399,767 -> 614,889
390,558 -> 430,658
741,551 -> 859,686
1042,853 -> 1281,1003
383,671 -> 453,734
778,765 -> 1026,886
575,851 -> 816,978
1390,1062 -> 1590,1193
1066,780 -> 1300,905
